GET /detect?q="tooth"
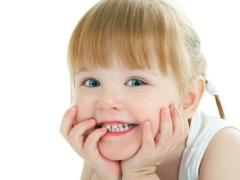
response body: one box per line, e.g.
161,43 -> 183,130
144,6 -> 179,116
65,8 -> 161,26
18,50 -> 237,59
112,126 -> 117,129
118,124 -> 123,128
105,125 -> 111,130
124,123 -> 129,127
119,127 -> 125,132
125,126 -> 129,131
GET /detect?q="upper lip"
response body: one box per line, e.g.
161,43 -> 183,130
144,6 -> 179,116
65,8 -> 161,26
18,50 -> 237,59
96,120 -> 136,126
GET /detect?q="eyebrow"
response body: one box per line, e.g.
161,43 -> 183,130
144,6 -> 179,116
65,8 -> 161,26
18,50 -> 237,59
131,68 -> 160,77
76,67 -> 92,73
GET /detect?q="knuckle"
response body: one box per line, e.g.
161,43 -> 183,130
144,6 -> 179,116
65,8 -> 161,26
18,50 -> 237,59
68,129 -> 75,140
145,139 -> 155,148
175,129 -> 185,136
59,124 -> 67,135
164,132 -> 172,141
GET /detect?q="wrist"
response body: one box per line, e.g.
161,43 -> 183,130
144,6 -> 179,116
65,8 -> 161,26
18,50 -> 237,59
123,172 -> 159,180
122,166 -> 159,180
91,171 -> 121,180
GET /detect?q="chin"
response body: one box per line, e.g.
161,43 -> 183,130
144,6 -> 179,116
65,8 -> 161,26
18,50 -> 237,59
98,142 -> 140,160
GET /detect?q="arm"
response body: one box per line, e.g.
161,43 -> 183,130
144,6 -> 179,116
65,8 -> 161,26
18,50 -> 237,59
80,161 -> 95,180
199,128 -> 240,180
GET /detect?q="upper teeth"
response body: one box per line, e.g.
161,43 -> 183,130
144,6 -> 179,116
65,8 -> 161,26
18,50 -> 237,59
101,124 -> 133,132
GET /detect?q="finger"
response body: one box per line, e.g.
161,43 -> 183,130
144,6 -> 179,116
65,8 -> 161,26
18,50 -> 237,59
182,113 -> 190,136
141,121 -> 155,151
60,106 -> 77,142
69,119 -> 96,150
156,107 -> 172,145
83,128 -> 107,155
170,105 -> 188,142
170,105 -> 184,135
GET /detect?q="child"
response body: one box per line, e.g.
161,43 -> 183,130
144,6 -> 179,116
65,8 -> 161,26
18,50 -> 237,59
60,0 -> 240,179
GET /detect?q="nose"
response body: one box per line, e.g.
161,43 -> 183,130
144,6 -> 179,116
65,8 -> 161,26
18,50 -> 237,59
95,88 -> 123,110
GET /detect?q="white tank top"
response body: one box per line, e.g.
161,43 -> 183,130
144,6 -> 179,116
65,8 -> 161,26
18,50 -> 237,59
179,111 -> 238,180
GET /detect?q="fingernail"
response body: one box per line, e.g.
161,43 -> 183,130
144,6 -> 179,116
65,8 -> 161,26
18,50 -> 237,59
70,106 -> 77,111
164,108 -> 169,114
145,121 -> 151,127
89,119 -> 96,124
171,104 -> 178,111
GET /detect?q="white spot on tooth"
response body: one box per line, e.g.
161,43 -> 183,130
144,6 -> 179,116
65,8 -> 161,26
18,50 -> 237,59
124,124 -> 129,127
112,126 -> 117,129
118,124 -> 123,128
106,125 -> 111,130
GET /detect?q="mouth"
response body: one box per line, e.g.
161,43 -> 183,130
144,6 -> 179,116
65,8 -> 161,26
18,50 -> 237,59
95,122 -> 137,136
99,123 -> 135,132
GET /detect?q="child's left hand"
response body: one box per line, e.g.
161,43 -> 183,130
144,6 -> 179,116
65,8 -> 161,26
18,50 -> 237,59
121,104 -> 189,179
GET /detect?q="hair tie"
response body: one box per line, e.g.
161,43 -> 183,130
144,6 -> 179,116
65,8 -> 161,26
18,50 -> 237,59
206,81 -> 219,96
205,80 -> 225,119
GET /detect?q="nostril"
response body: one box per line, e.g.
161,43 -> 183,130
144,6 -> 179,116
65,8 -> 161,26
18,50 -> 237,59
95,100 -> 123,110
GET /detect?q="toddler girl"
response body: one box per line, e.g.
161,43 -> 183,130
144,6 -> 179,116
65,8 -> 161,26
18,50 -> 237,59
60,0 -> 240,179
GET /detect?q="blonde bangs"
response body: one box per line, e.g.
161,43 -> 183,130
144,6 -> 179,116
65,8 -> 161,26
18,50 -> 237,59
67,0 -> 177,75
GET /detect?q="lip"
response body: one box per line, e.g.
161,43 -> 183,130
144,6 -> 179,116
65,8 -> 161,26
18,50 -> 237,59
96,120 -> 137,137
97,120 -> 135,126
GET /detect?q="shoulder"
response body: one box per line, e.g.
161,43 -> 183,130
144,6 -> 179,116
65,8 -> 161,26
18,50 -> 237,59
199,127 -> 240,180
186,111 -> 232,148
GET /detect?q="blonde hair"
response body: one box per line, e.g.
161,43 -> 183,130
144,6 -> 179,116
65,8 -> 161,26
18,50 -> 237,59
67,0 -> 221,116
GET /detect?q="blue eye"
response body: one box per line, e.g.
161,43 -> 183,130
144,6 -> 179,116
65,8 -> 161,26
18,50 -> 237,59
84,79 -> 100,87
126,79 -> 146,86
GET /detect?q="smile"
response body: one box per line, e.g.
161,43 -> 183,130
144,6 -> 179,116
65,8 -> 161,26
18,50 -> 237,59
100,123 -> 134,132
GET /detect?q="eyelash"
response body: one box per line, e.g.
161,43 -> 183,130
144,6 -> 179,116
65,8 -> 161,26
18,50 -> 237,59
125,78 -> 147,86
82,79 -> 100,87
81,78 -> 147,87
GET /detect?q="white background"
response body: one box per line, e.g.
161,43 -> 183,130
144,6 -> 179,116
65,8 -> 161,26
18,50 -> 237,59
0,0 -> 239,179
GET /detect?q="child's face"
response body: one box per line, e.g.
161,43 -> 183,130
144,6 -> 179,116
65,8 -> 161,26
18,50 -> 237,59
73,56 -> 183,160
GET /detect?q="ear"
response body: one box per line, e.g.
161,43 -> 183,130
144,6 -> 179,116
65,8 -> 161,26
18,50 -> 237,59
182,76 -> 205,119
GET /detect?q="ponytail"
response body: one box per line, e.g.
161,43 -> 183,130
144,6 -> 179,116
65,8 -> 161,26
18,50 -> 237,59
205,80 -> 225,119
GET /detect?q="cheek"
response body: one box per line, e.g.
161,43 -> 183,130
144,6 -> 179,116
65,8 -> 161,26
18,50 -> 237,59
131,96 -> 164,136
73,95 -> 95,124
131,93 -> 180,137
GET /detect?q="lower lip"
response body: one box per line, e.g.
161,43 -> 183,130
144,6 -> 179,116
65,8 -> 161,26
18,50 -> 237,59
103,125 -> 136,137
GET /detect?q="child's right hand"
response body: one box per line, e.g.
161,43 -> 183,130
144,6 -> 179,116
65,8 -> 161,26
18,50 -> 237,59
60,106 -> 122,180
